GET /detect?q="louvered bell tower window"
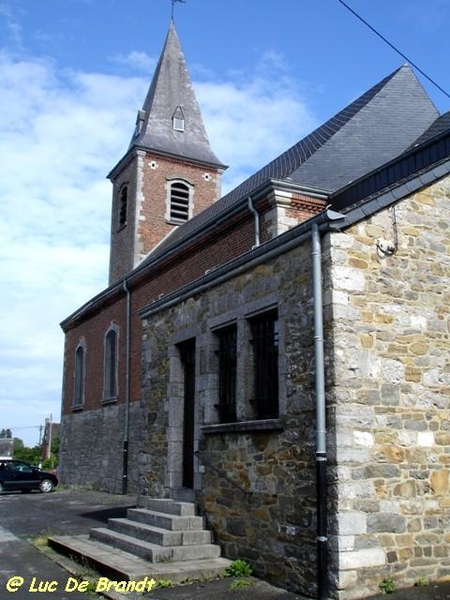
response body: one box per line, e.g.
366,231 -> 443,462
166,179 -> 193,224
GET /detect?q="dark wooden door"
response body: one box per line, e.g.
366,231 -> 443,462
180,340 -> 196,489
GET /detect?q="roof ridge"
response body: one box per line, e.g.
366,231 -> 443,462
207,66 -> 409,205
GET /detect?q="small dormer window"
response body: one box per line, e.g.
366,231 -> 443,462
172,105 -> 185,132
133,109 -> 146,138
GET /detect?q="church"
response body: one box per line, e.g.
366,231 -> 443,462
59,19 -> 450,599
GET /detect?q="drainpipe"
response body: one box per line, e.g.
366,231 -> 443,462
311,209 -> 344,600
122,278 -> 131,495
248,196 -> 260,248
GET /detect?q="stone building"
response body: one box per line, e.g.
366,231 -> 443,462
59,20 -> 450,599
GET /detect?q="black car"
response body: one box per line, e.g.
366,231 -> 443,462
0,460 -> 58,494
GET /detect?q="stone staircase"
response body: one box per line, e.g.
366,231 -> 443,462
48,497 -> 230,584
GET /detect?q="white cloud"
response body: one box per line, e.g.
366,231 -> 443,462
0,54 -> 141,444
0,44 -> 315,447
110,50 -> 157,74
198,54 -> 316,192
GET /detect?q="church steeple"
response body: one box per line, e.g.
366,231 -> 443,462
107,21 -> 226,285
130,20 -> 223,168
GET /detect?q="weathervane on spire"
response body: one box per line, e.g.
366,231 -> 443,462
171,0 -> 185,20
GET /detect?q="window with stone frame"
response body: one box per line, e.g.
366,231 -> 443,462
249,309 -> 279,419
166,179 -> 193,224
215,324 -> 237,423
118,184 -> 128,229
73,342 -> 85,409
103,326 -> 118,401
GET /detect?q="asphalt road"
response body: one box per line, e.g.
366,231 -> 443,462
0,488 -> 136,600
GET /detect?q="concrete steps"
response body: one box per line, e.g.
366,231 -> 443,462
126,507 -> 204,531
48,497 -> 230,583
90,527 -> 220,562
107,517 -> 212,545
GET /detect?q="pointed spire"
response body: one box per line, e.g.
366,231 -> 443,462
130,21 -> 224,168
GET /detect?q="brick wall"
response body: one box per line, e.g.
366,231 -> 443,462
109,149 -> 223,284
108,159 -> 137,283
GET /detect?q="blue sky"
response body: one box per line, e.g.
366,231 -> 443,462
1,0 -> 450,447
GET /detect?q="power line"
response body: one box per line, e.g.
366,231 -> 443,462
3,425 -> 41,429
337,0 -> 450,101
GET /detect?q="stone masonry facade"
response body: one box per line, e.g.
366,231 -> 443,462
60,175 -> 450,598
327,176 -> 450,598
136,175 -> 450,598
139,240 -> 320,596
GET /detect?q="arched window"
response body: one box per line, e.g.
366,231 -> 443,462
104,327 -> 118,401
166,179 -> 193,224
118,185 -> 128,229
73,342 -> 85,409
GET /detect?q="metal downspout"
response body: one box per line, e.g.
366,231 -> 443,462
312,222 -> 329,599
311,209 -> 343,599
122,279 -> 131,495
248,196 -> 260,247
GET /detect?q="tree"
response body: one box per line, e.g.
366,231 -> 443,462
13,438 -> 24,451
42,431 -> 60,470
14,445 -> 41,465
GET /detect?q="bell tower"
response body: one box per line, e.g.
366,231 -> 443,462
107,20 -> 226,285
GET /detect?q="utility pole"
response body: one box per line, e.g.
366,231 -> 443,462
42,415 -> 53,459
48,414 -> 52,459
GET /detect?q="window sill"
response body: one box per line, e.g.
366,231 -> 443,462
101,397 -> 118,405
202,418 -> 284,435
72,404 -> 84,412
166,218 -> 188,226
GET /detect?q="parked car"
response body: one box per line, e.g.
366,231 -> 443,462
0,460 -> 58,493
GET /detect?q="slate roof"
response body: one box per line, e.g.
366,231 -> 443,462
142,64 -> 439,263
408,111 -> 450,149
128,20 -> 225,168
61,61 -> 450,328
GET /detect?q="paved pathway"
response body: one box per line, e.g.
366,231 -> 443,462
0,524 -> 90,599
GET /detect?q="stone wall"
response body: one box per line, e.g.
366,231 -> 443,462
140,242 -> 321,596
327,176 -> 450,598
59,401 -> 148,494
